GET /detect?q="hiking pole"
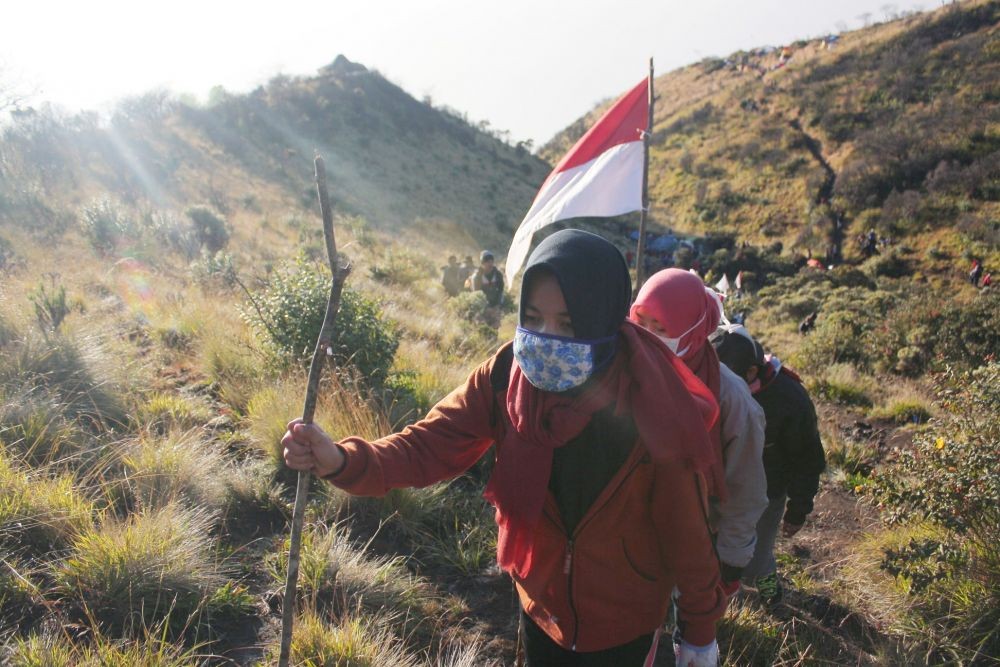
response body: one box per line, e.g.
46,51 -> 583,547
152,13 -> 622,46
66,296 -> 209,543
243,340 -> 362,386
278,154 -> 351,667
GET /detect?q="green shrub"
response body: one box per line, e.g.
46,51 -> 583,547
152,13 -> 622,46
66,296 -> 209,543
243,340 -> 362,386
243,257 -> 399,388
190,250 -> 237,290
184,205 -> 229,252
866,363 -> 1000,661
80,198 -> 134,255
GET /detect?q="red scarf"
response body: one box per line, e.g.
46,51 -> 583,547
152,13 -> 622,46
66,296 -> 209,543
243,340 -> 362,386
484,321 -> 720,578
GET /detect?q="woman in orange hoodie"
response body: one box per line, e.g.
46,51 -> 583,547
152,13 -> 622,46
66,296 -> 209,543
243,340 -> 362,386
282,230 -> 726,666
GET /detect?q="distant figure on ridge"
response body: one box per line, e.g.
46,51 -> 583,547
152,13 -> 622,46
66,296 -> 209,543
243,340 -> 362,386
970,259 -> 983,286
798,312 -> 817,335
712,326 -> 826,612
441,255 -> 463,297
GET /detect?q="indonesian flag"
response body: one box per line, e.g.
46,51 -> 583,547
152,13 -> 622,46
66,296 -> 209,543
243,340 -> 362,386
715,274 -> 731,294
505,77 -> 649,284
735,271 -> 743,290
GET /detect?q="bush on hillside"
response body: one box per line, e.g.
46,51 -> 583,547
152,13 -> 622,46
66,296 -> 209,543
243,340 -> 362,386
79,198 -> 135,255
866,363 -> 1000,661
243,257 -> 399,388
184,205 -> 230,253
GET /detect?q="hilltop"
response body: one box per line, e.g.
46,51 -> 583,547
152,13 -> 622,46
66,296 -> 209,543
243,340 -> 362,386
1,54 -> 549,255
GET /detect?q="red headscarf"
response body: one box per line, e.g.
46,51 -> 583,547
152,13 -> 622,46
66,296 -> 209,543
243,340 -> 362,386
630,268 -> 728,501
484,321 -> 719,579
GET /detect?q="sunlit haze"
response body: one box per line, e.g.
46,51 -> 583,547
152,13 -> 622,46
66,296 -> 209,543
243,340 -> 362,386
3,0 -> 927,145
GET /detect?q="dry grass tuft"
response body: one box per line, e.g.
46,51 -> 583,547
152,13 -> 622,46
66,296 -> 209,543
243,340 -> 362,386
120,429 -> 228,512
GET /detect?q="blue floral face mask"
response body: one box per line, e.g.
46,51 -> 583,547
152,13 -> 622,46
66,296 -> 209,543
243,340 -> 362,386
513,327 -> 616,393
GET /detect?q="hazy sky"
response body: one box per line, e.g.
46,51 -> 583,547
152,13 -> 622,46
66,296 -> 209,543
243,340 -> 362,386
2,0 -> 927,145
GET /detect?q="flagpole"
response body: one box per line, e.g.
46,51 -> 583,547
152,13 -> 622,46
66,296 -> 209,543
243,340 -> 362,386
634,57 -> 654,291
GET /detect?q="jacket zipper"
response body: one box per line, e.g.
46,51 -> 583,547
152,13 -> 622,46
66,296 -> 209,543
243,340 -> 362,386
561,455 -> 644,651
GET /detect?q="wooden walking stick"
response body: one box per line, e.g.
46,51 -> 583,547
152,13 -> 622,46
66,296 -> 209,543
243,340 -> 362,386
278,154 -> 351,667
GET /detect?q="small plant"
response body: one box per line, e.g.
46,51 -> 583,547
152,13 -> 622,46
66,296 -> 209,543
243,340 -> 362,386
29,278 -> 70,333
137,392 -> 212,434
219,459 -> 288,541
880,537 -> 966,593
806,365 -> 873,407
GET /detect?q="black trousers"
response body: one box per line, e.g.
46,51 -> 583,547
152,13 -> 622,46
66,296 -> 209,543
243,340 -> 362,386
521,607 -> 656,666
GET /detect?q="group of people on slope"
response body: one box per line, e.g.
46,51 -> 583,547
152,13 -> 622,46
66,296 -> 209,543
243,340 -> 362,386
970,258 -> 992,289
442,250 -> 506,306
284,230 -> 825,666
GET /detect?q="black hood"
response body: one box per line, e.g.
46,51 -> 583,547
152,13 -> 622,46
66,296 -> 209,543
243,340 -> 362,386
519,229 -> 631,341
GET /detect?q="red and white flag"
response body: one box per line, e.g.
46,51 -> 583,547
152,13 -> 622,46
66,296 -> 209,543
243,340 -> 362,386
505,77 -> 649,283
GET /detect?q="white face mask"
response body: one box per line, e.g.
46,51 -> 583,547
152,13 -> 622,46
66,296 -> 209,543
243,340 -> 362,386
655,310 -> 707,358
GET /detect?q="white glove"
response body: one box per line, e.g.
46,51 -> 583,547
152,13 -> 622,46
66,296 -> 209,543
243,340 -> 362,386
674,639 -> 719,667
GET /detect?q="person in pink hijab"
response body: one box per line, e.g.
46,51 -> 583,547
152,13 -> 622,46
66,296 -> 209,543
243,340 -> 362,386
631,269 -> 768,602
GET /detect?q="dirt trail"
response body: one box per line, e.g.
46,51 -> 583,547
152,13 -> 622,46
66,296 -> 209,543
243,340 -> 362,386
788,117 -> 848,264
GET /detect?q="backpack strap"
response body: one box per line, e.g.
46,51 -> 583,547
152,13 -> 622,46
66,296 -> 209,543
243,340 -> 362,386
488,343 -> 515,428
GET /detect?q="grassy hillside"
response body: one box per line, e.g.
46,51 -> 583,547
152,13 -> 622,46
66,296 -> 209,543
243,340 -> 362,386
544,0 -> 999,270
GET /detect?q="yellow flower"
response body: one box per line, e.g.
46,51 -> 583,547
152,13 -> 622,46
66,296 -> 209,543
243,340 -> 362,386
935,437 -> 945,450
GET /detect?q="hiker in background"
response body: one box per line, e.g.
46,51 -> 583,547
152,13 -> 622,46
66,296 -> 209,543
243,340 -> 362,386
970,259 -> 983,286
798,312 -> 817,335
711,326 -> 826,611
470,250 -> 505,328
982,272 -> 992,289
470,250 -> 505,307
459,255 -> 476,289
282,230 -> 727,666
631,269 -> 768,616
441,255 -> 463,297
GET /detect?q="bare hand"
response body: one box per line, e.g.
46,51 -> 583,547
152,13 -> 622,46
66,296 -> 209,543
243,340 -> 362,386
281,419 -> 344,478
782,521 -> 803,538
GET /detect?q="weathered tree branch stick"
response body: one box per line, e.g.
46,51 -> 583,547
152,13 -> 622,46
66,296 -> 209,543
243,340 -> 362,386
278,155 -> 351,667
